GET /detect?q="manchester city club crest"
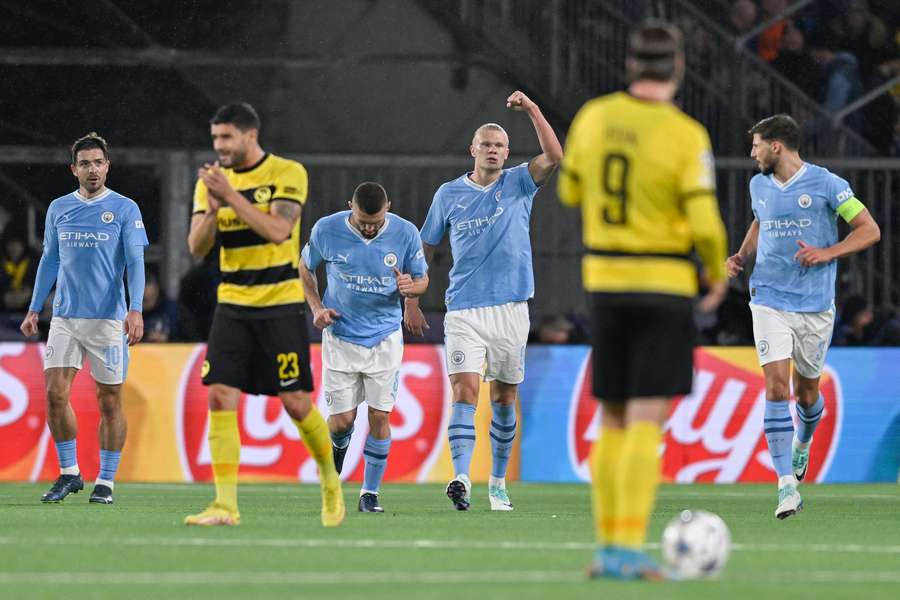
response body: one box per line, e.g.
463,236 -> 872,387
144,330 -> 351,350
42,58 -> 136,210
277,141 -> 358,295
384,253 -> 398,267
101,211 -> 114,224
758,340 -> 769,356
450,350 -> 466,366
798,194 -> 812,209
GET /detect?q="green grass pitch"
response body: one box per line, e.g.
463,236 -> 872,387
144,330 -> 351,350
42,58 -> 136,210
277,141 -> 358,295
1,482 -> 898,599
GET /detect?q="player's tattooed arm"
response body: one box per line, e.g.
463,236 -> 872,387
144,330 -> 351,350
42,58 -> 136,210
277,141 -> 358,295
271,200 -> 301,226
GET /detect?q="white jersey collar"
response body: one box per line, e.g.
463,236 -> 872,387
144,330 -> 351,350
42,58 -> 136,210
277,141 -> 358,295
769,163 -> 808,191
345,215 -> 391,245
462,172 -> 501,192
74,188 -> 113,203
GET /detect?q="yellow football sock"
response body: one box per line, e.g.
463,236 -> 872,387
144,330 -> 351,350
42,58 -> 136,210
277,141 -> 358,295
613,421 -> 663,549
294,408 -> 339,487
590,426 -> 626,545
208,410 -> 240,513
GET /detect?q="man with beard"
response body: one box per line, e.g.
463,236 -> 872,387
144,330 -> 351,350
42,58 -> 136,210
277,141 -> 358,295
184,102 -> 344,527
21,133 -> 148,505
727,114 -> 880,519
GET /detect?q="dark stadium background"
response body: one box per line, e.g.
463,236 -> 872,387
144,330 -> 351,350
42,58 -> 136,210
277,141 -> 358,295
1,0 -> 898,345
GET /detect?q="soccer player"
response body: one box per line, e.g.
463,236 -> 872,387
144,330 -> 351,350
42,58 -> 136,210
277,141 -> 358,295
726,114 -> 880,519
404,91 -> 562,512
558,21 -> 728,579
299,182 -> 428,513
183,102 -> 344,527
21,133 -> 148,505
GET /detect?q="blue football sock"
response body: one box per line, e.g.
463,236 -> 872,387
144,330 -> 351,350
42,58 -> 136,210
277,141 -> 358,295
489,401 -> 517,479
97,449 -> 121,484
764,400 -> 794,478
54,439 -> 79,475
362,435 -> 391,494
330,424 -> 354,449
795,395 -> 824,444
448,402 -> 477,477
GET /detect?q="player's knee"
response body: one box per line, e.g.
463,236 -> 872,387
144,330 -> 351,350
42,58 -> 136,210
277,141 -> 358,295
766,380 -> 790,400
45,381 -> 71,408
492,385 -> 517,406
451,382 -> 479,405
329,411 -> 355,433
207,384 -> 240,411
279,391 -> 312,421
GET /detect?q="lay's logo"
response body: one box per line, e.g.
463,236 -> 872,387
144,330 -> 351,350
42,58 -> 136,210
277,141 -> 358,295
569,349 -> 842,483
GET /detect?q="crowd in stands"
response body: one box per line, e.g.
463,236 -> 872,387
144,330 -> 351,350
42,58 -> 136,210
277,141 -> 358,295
718,0 -> 900,154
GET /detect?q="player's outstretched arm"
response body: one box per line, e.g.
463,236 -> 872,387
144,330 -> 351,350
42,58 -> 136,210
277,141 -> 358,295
507,91 -> 563,186
795,208 -> 880,267
726,219 -> 760,278
298,260 -> 340,329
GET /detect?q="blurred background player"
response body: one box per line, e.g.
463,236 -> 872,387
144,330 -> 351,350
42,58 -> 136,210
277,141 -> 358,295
405,91 -> 561,512
726,114 -> 880,519
299,182 -> 428,513
558,20 -> 728,580
21,133 -> 148,505
184,102 -> 343,527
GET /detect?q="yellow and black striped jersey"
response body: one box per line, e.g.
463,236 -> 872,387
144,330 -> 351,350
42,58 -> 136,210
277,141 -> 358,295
193,153 -> 308,316
558,92 -> 727,297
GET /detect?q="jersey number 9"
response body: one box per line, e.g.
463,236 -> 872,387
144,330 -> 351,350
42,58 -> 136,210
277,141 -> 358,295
602,153 -> 630,225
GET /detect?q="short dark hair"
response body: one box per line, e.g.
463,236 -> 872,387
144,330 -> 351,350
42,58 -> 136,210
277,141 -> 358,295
748,114 -> 802,150
352,182 -> 389,215
627,19 -> 683,83
210,102 -> 261,131
71,132 -> 109,164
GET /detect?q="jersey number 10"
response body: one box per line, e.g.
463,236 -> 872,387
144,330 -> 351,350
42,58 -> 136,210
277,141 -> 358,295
602,153 -> 630,225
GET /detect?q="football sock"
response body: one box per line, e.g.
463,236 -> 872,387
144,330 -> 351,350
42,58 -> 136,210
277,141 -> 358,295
330,424 -> 354,450
795,395 -> 824,447
208,410 -> 240,512
294,408 -> 339,487
614,421 -> 662,549
764,400 -> 794,478
489,401 -> 517,479
361,435 -> 391,494
55,439 -> 79,476
96,449 -> 121,489
590,426 -> 625,545
448,402 -> 476,478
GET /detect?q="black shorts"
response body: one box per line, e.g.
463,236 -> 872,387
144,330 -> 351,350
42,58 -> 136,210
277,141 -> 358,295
590,293 -> 695,400
203,308 -> 313,395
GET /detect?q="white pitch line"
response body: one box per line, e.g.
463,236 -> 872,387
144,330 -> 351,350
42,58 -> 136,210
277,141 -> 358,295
1,569 -> 900,586
1,536 -> 899,555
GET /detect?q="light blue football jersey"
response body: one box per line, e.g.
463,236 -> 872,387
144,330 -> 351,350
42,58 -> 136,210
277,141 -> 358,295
31,188 -> 149,320
302,211 -> 428,348
420,162 -> 538,311
749,162 -> 858,312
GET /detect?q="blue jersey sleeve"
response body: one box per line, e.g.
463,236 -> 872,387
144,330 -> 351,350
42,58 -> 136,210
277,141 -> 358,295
514,162 -> 539,194
29,205 -> 60,312
302,221 -> 325,270
420,189 -> 447,246
826,173 -> 855,212
123,202 -> 149,247
404,225 -> 428,278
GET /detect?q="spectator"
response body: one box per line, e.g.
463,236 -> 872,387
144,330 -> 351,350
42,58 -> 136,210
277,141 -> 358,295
809,39 -> 864,116
730,0 -> 760,52
833,295 -> 875,345
528,314 -> 587,345
176,253 -> 220,341
758,0 -> 790,62
0,228 -> 38,312
831,0 -> 894,81
142,269 -> 177,343
771,22 -> 823,99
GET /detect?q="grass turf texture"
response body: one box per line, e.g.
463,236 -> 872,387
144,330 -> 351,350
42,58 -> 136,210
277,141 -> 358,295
1,483 -> 898,599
